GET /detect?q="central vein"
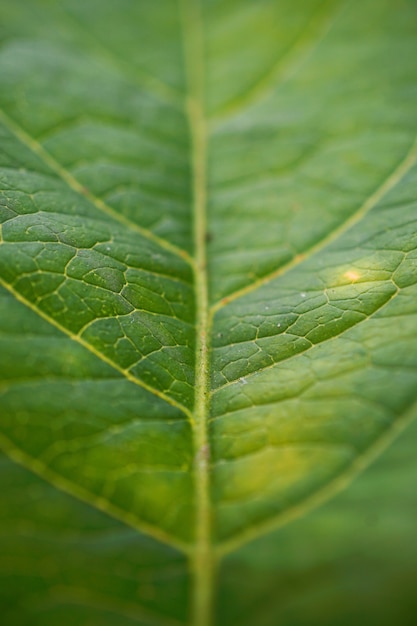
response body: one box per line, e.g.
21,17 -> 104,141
181,1 -> 214,625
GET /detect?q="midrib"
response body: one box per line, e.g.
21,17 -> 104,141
180,1 -> 214,625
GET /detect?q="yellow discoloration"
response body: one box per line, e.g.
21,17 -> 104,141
344,270 -> 360,282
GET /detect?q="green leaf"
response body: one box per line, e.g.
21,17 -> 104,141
0,1 -> 417,625
217,416 -> 417,626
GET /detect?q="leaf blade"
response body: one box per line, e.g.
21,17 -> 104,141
1,1 -> 417,625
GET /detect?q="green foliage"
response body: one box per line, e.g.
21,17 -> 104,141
0,1 -> 416,624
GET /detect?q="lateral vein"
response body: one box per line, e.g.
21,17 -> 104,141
0,432 -> 192,555
214,394 -> 417,556
0,276 -> 192,421
211,134 -> 417,314
57,1 -> 184,109
210,0 -> 344,124
0,108 -> 194,267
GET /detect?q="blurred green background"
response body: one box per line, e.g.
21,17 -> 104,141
1,415 -> 416,625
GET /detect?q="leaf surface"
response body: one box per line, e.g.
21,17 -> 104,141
0,0 -> 417,624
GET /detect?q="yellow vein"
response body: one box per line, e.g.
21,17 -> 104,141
211,280 -> 400,397
0,432 -> 192,556
180,1 -> 215,625
56,1 -> 183,109
0,276 -> 192,421
215,395 -> 417,556
210,0 -> 344,125
0,108 -> 194,267
211,135 -> 417,315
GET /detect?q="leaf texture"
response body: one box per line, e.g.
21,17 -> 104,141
0,0 -> 417,624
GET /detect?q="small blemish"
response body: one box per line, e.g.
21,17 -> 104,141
300,292 -> 306,298
239,377 -> 247,385
344,270 -> 360,282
